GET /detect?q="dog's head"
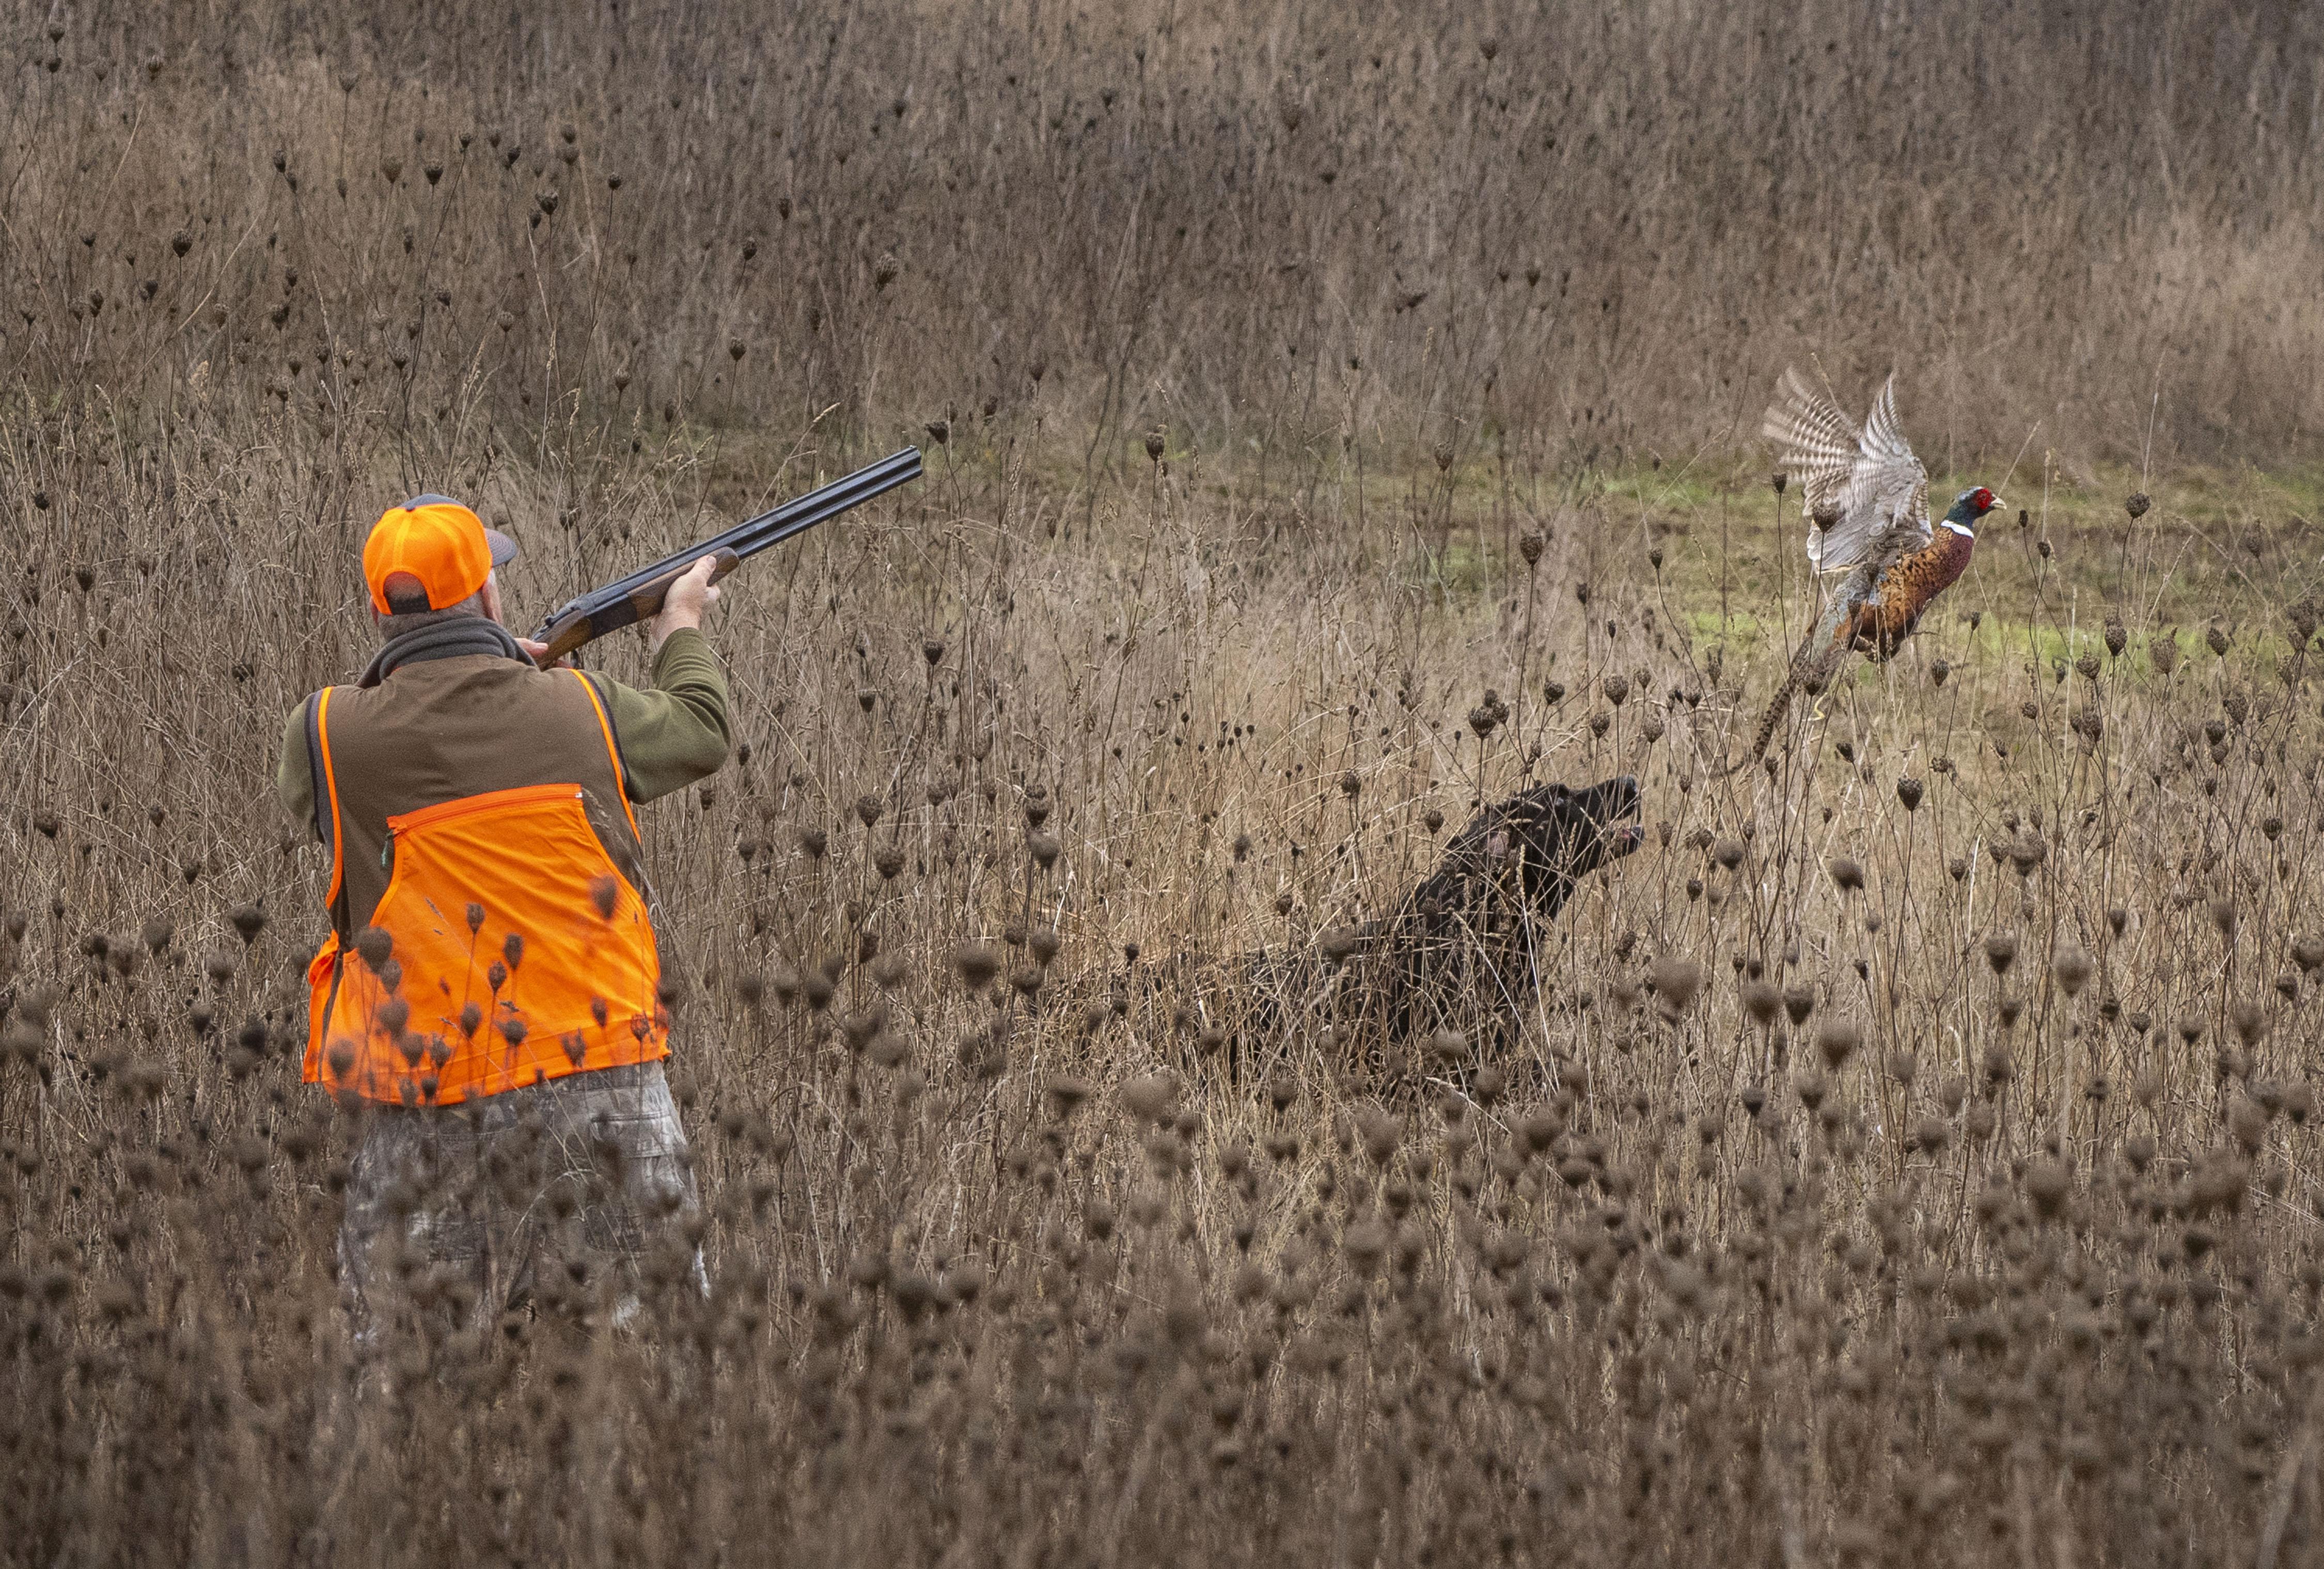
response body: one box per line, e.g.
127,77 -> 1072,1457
1416,776 -> 1642,919
1512,775 -> 1644,885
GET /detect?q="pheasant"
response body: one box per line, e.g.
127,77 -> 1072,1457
1738,369 -> 2002,768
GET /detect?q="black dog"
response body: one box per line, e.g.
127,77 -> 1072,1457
1088,777 -> 1643,1081
1364,775 -> 1643,1042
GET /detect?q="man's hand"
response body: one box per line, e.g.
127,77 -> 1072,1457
515,636 -> 571,669
649,556 -> 723,655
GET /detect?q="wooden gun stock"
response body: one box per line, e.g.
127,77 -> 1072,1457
532,548 -> 740,667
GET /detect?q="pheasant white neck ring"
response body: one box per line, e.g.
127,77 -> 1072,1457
1940,520 -> 1974,538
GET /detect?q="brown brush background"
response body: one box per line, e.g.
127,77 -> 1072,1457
6,1 -> 2324,1564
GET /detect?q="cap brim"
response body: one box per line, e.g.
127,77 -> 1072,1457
483,528 -> 519,567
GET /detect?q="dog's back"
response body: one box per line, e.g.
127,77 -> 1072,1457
1062,777 -> 1641,1086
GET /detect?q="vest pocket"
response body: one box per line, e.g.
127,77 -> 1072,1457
309,782 -> 668,1106
303,934 -> 344,1087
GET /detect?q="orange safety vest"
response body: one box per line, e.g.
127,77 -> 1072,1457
303,669 -> 670,1106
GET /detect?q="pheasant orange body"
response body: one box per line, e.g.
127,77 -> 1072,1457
1830,523 -> 1975,660
1739,370 -> 2001,768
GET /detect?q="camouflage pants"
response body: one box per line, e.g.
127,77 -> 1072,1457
337,1060 -> 706,1347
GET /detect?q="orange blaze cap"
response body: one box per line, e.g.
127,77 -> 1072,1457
362,494 -> 517,613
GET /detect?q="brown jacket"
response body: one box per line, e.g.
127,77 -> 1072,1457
278,623 -> 730,936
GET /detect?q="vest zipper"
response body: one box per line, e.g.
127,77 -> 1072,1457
385,782 -> 588,836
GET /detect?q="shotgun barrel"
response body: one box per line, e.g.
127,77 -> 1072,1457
530,447 -> 922,665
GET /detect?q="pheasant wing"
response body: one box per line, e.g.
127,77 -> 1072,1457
1848,376 -> 1930,562
1761,367 -> 1859,524
1763,371 -> 1928,573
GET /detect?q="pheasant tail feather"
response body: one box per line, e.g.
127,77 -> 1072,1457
1735,646 -> 1849,772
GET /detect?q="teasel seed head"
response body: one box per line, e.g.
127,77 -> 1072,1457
588,874 -> 618,919
354,924 -> 393,975
1120,1072 -> 1179,1124
2229,998 -> 2266,1045
2289,600 -> 2319,645
1045,1075 -> 1092,1118
2052,946 -> 2095,997
1648,955 -> 1703,1019
954,941 -> 1000,993
2285,1081 -> 2316,1124
1463,1064 -> 1503,1107
1782,986 -> 1814,1027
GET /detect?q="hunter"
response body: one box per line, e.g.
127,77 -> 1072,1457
277,495 -> 729,1342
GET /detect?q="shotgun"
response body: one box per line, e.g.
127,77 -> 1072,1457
530,447 -> 922,666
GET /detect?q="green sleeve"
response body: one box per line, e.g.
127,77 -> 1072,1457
277,704 -> 317,838
596,626 -> 732,804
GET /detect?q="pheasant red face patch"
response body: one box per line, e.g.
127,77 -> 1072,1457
1970,487 -> 1995,512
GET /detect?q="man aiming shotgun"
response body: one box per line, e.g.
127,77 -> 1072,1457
276,452 -> 918,1344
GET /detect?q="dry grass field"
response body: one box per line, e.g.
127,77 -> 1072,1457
8,1 -> 2324,1564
